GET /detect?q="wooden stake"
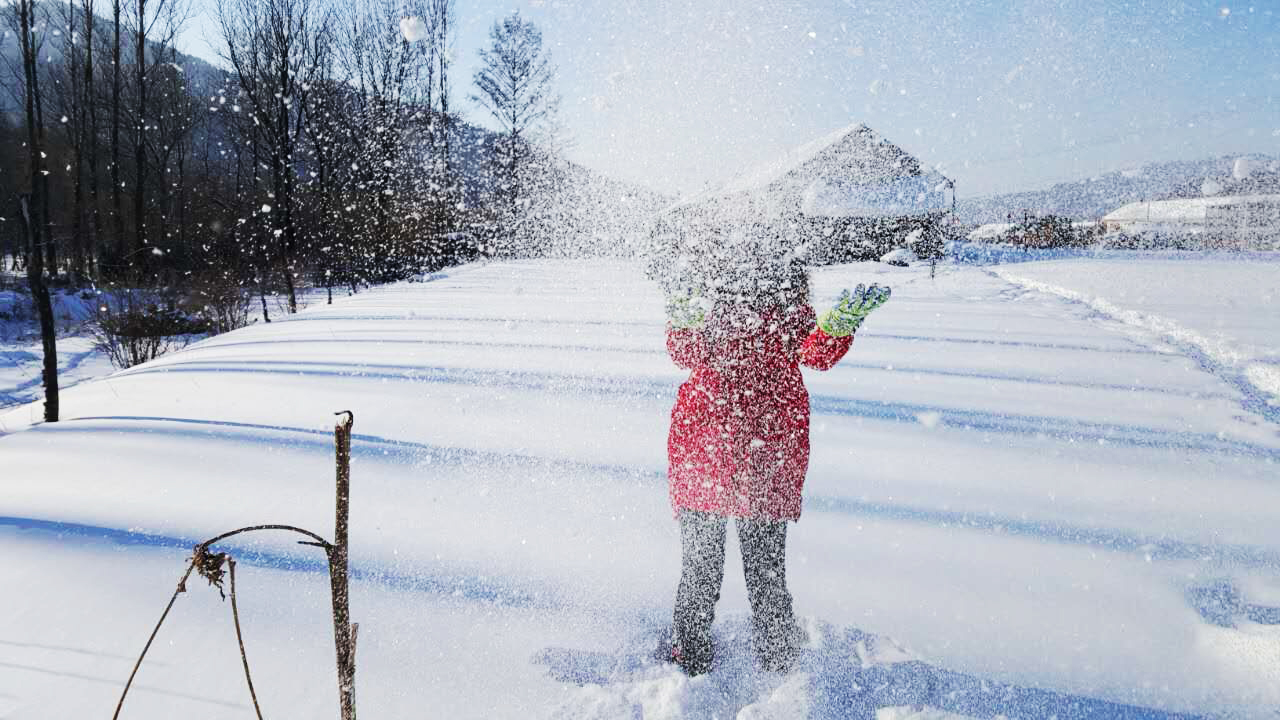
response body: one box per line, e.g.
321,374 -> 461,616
331,411 -> 356,720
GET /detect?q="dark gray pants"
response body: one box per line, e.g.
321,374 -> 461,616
672,509 -> 797,671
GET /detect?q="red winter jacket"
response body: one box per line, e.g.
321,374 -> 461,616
666,303 -> 852,521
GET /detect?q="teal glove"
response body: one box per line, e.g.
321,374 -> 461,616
666,294 -> 707,330
818,283 -> 891,337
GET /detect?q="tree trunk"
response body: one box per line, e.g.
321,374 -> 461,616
177,143 -> 187,254
72,40 -> 87,282
252,136 -> 271,324
437,0 -> 451,172
83,0 -> 102,280
29,21 -> 56,276
274,147 -> 298,314
20,198 -> 60,424
259,279 -> 270,323
17,0 -> 59,423
133,0 -> 148,265
111,0 -> 125,267
85,0 -> 103,279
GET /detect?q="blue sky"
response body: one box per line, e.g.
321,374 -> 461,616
178,0 -> 1278,198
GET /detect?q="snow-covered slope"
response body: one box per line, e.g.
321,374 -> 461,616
2,259 -> 1278,718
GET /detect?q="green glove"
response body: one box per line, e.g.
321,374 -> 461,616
818,283 -> 891,337
666,294 -> 707,330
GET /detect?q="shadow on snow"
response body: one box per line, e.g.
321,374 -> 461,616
0,515 -> 546,609
24,415 -> 1280,571
535,618 -> 1202,719
110,360 -> 1280,461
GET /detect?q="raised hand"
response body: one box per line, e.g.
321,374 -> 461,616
817,283 -> 891,337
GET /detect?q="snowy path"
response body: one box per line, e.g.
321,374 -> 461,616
1,259 -> 1278,718
993,256 -> 1280,422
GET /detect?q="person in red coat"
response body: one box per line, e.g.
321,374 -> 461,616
663,262 -> 891,676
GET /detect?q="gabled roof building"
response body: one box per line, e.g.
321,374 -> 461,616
655,123 -> 953,266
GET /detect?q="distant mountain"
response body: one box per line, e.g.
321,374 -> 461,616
956,154 -> 1280,225
0,4 -> 230,119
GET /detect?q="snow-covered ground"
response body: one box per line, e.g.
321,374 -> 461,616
0,286 -> 331,418
2,258 -> 1279,718
994,256 -> 1280,412
0,336 -> 116,414
1,287 -> 112,415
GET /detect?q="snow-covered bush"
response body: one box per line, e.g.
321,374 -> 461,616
880,247 -> 917,267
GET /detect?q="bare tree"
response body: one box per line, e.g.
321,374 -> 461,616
49,0 -> 94,280
132,0 -> 147,261
12,0 -> 60,422
326,0 -> 457,276
333,0 -> 433,225
129,0 -> 188,273
83,0 -> 103,276
431,0 -> 453,138
217,0 -> 331,313
427,0 -> 460,245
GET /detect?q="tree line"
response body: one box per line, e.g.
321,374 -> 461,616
3,0 -> 567,421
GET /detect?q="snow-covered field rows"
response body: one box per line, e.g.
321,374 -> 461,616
2,258 -> 1279,718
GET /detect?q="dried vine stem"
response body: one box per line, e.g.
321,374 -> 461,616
202,524 -> 333,550
111,558 -> 199,720
113,413 -> 356,719
229,558 -> 265,720
113,526 -> 332,719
